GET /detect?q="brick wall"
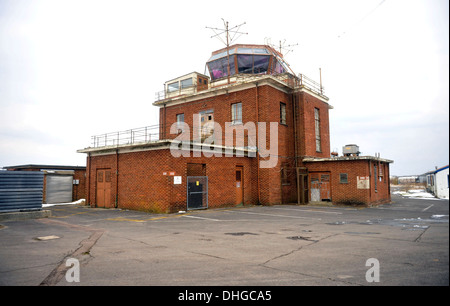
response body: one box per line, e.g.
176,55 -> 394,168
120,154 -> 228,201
296,92 -> 331,158
86,149 -> 258,213
72,169 -> 86,201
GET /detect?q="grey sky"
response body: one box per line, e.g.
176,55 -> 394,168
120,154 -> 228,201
0,0 -> 448,176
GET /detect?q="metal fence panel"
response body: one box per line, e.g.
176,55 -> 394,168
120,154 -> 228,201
187,176 -> 208,210
0,171 -> 44,212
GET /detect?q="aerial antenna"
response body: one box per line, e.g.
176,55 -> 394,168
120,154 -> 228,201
337,0 -> 386,39
264,38 -> 298,75
206,19 -> 248,84
266,38 -> 298,57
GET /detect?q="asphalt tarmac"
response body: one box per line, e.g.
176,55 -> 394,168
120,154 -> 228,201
0,195 -> 448,286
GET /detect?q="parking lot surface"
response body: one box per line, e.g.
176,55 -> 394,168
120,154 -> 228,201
0,195 -> 448,286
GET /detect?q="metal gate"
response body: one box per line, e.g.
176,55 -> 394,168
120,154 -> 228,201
187,176 -> 208,210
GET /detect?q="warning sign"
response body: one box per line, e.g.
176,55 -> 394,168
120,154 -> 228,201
357,176 -> 370,189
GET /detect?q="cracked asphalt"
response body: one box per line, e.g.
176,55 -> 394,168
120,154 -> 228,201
0,195 -> 448,286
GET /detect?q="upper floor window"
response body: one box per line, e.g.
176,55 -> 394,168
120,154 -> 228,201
280,103 -> 286,125
231,102 -> 242,124
176,113 -> 184,125
314,108 -> 321,152
176,113 -> 185,134
168,81 -> 179,92
180,78 -> 193,89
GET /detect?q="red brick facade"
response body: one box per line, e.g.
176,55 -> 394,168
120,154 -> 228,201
86,149 -> 257,213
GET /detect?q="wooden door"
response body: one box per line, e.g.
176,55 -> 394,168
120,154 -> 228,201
310,173 -> 321,202
96,169 -> 112,208
310,172 -> 331,202
320,174 -> 331,201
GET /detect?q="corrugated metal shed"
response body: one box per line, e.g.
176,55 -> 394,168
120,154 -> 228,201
0,171 -> 44,212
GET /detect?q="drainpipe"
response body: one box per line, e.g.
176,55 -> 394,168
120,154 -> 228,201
292,92 -> 298,169
255,82 -> 261,205
87,153 -> 91,207
115,149 -> 119,208
368,160 -> 372,203
292,91 -> 300,204
163,103 -> 167,139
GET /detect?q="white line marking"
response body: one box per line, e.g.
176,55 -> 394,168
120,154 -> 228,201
422,204 -> 434,212
228,210 -> 321,220
182,215 -> 220,221
271,207 -> 342,215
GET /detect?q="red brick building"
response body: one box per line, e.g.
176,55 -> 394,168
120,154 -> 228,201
78,44 -> 392,212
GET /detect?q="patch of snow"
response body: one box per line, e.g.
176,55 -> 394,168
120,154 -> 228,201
393,189 -> 437,199
43,199 -> 85,207
431,215 -> 448,219
408,189 -> 426,193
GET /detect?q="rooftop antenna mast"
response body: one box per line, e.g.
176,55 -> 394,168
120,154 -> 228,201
271,39 -> 298,57
265,38 -> 298,75
206,19 -> 247,84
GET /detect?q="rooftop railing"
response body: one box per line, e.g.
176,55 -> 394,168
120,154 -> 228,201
90,125 -> 161,148
154,72 -> 325,102
297,73 -> 325,96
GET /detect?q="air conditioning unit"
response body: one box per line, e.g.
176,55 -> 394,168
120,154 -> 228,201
343,144 -> 360,156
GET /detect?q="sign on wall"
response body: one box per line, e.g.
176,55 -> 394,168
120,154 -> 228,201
357,176 -> 370,189
174,176 -> 182,184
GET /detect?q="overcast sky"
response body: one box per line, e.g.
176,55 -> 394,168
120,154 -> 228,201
0,0 -> 448,176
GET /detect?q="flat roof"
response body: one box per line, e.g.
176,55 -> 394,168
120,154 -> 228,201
433,165 -> 449,174
3,164 -> 86,170
303,156 -> 394,163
